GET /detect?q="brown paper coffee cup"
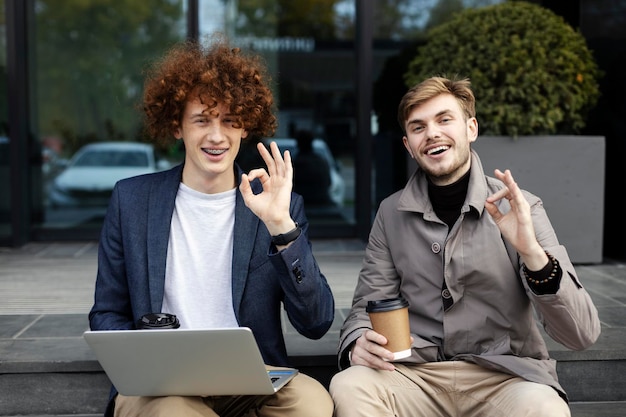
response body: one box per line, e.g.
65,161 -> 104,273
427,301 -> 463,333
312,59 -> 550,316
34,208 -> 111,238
366,297 -> 411,360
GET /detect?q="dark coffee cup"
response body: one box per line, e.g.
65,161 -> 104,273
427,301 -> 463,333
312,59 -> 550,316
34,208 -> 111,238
137,313 -> 180,329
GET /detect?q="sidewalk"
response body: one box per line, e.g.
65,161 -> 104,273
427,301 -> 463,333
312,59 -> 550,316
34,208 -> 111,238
0,240 -> 364,315
1,241 -> 626,416
0,239 -> 365,363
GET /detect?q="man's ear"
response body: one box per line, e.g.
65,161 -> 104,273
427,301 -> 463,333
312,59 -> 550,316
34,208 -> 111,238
241,129 -> 248,139
173,128 -> 183,140
402,136 -> 414,159
468,117 -> 478,143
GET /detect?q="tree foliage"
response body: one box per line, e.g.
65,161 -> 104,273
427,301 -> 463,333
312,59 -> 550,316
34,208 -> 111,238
233,0 -> 431,41
35,0 -> 184,154
404,1 -> 602,137
234,0 -> 338,39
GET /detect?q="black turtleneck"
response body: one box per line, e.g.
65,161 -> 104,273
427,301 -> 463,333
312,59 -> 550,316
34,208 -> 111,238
428,169 -> 471,228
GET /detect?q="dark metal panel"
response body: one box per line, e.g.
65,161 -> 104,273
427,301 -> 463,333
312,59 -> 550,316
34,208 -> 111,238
187,0 -> 199,41
355,0 -> 373,241
5,0 -> 31,246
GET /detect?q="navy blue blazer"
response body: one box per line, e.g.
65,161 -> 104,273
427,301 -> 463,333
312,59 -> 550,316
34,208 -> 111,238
89,163 -> 335,368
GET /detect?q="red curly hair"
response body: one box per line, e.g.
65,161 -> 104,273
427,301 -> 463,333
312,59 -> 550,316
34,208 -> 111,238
142,35 -> 278,146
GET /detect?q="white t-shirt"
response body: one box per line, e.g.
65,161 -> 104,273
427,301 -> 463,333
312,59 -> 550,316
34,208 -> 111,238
161,183 -> 239,329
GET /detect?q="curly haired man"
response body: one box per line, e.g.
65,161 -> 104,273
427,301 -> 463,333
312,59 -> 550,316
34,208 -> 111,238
89,35 -> 335,417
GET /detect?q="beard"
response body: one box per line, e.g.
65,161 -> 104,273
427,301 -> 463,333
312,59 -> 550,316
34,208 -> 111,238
418,145 -> 472,186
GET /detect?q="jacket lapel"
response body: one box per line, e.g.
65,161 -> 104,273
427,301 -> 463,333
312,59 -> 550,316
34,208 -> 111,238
231,174 -> 260,321
147,164 -> 183,312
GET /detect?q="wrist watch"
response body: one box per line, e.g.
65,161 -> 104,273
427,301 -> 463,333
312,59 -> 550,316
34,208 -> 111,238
271,222 -> 301,246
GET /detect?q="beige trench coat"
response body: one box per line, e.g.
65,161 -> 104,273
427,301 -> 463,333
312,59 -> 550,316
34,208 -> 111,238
338,150 -> 600,400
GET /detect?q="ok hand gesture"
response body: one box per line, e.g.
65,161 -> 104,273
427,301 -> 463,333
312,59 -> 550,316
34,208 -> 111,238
239,141 -> 297,237
484,169 -> 548,270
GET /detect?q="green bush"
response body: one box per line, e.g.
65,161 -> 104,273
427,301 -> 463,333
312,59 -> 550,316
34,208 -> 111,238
404,1 -> 601,137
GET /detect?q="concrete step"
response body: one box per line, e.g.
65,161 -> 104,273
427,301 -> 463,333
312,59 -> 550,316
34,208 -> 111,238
2,311 -> 624,415
541,327 -> 626,403
0,361 -> 110,416
9,409 -> 626,417
1,354 -> 624,416
4,404 -> 626,417
570,402 -> 626,417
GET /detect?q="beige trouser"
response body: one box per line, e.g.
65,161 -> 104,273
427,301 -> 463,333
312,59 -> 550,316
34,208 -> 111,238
330,361 -> 571,417
114,372 -> 333,417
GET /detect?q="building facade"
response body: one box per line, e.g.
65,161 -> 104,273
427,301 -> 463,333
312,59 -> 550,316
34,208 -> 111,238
1,0 -> 625,260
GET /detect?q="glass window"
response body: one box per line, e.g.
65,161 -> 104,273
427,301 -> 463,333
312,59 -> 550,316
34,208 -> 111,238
33,1 -> 187,235
371,0 -> 506,205
581,0 -> 626,38
199,0 -> 506,237
200,0 -> 357,235
9,0 -> 508,242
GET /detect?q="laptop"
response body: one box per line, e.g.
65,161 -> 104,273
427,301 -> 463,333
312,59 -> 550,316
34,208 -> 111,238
83,327 -> 298,397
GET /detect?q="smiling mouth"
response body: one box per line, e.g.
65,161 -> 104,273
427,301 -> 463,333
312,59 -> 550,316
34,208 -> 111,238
427,145 -> 449,155
203,148 -> 227,155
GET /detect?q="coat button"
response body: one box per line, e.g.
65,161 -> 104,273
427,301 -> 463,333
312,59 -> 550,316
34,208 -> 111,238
431,242 -> 441,253
442,288 -> 452,299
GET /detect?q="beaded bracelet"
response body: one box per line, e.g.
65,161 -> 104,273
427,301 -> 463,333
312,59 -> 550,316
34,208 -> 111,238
522,251 -> 559,285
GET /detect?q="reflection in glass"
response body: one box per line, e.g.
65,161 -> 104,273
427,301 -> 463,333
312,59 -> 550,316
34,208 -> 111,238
201,0 -> 357,230
48,142 -> 170,209
371,0 -> 506,205
33,1 -> 187,231
292,131 -> 339,207
266,135 -> 346,220
23,0 -> 509,239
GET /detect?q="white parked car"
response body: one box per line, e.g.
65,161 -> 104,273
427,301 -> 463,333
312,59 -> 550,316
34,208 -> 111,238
48,141 -> 171,207
265,138 -> 346,207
